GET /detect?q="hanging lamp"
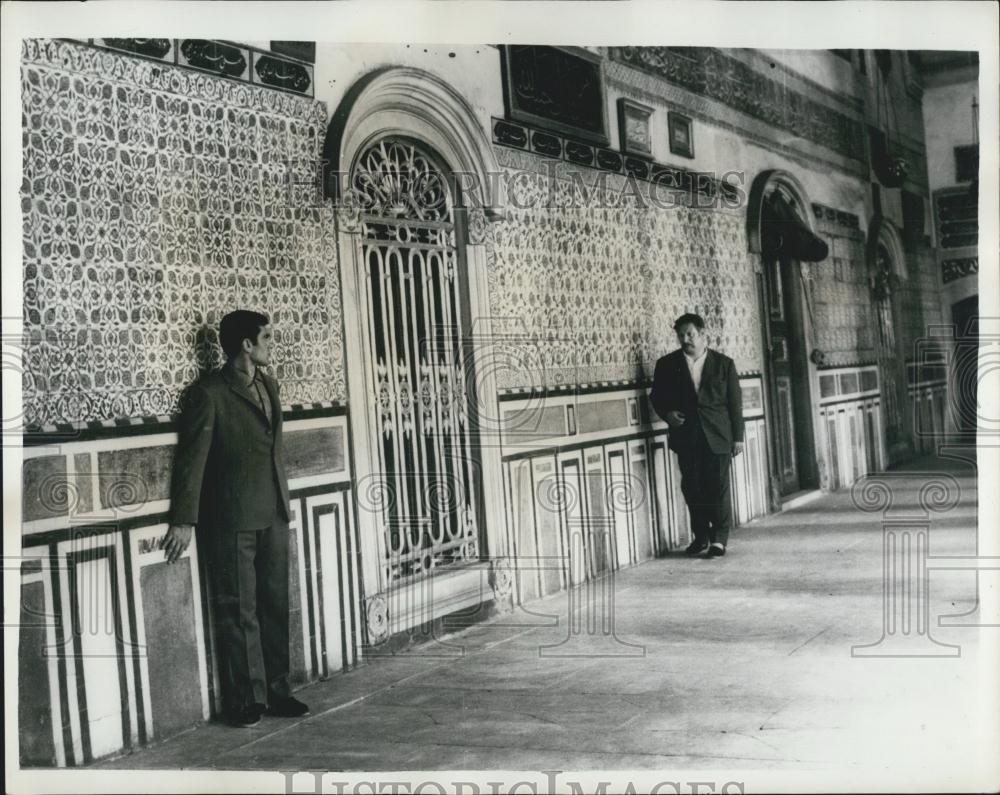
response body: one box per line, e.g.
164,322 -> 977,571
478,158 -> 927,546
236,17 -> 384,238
871,50 -> 909,189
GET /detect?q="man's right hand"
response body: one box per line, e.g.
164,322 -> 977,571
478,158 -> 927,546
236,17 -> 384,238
666,410 -> 686,428
162,524 -> 194,564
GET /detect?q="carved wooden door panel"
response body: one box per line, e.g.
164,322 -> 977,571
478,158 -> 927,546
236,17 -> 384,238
764,253 -> 801,495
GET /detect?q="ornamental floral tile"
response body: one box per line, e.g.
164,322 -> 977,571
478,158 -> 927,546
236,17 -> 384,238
190,99 -> 228,160
226,106 -> 260,163
23,197 -> 76,263
22,65 -> 75,138
79,200 -> 124,264
114,84 -> 157,150
153,92 -> 191,154
122,204 -> 162,266
75,139 -> 122,204
195,156 -> 233,215
229,161 -> 264,217
200,214 -> 234,269
34,261 -> 88,326
159,211 -> 203,267
258,114 -> 288,164
71,74 -> 118,142
261,162 -> 293,217
23,130 -> 77,198
156,153 -> 198,215
119,149 -> 159,209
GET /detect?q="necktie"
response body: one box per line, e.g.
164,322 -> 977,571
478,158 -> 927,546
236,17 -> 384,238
252,375 -> 272,426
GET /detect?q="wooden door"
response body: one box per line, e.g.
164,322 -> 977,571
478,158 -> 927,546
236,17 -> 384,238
763,253 -> 801,495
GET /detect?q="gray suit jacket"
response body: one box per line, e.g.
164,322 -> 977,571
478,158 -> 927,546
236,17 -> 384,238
169,363 -> 291,532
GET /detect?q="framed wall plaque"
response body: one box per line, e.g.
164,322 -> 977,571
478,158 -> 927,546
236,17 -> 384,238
668,111 -> 694,159
501,45 -> 609,146
269,41 -> 316,63
617,98 -> 654,157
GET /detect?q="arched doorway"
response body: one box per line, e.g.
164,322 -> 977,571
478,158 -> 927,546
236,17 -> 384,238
350,136 -> 481,583
747,171 -> 828,501
866,217 -> 912,464
328,68 -> 506,636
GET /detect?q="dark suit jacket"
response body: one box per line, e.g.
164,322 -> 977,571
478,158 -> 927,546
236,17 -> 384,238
169,363 -> 291,533
649,348 -> 745,455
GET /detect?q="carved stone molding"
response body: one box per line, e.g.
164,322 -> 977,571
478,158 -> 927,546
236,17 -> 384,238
69,37 -> 314,98
489,557 -> 514,610
333,67 -> 503,211
604,63 -> 866,181
609,47 -> 866,164
335,193 -> 362,234
941,257 -> 978,285
365,593 -> 389,644
22,39 -> 322,121
466,207 -> 489,245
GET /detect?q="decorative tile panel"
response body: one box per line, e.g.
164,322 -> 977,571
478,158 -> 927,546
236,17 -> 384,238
488,146 -> 761,389
21,39 -> 343,428
809,229 -> 877,368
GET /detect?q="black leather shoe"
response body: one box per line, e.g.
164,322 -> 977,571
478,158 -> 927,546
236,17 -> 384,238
228,703 -> 265,728
707,543 -> 726,557
685,541 -> 709,556
267,696 -> 310,718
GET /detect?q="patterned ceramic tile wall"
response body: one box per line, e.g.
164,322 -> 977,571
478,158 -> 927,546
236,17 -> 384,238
810,231 -> 878,366
899,247 -> 946,354
488,147 -> 761,389
20,39 -> 344,428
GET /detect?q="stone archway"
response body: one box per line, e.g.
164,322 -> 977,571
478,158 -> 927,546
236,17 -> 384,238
326,67 -> 507,635
866,217 -> 914,463
747,170 -> 825,502
325,67 -> 503,215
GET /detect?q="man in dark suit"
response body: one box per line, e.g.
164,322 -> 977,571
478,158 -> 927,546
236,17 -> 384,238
161,310 -> 309,727
649,313 -> 745,557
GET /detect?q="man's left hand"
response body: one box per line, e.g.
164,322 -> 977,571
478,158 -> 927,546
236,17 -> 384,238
732,442 -> 744,457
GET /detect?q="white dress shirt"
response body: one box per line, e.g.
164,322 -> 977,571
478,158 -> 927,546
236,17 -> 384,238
684,349 -> 709,392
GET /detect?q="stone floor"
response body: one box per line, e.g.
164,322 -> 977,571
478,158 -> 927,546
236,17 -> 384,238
91,451 -> 997,789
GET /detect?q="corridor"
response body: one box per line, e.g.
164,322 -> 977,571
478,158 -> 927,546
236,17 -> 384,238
92,452 -> 993,781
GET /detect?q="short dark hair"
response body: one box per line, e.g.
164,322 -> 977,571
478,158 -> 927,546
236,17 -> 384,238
673,313 -> 706,332
219,310 -> 269,359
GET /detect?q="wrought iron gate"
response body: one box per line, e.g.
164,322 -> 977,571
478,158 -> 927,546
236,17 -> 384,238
352,138 -> 481,584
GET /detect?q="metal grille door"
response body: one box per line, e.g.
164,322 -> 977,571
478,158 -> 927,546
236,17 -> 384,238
352,138 -> 480,583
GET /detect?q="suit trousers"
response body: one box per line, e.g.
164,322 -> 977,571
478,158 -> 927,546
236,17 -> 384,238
676,424 -> 734,546
205,512 -> 292,712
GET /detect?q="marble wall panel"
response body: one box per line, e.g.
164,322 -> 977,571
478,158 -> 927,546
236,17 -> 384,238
18,579 -> 56,766
139,562 -> 204,739
283,426 -> 345,478
576,399 -> 629,434
97,446 -> 173,507
22,455 -> 68,521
